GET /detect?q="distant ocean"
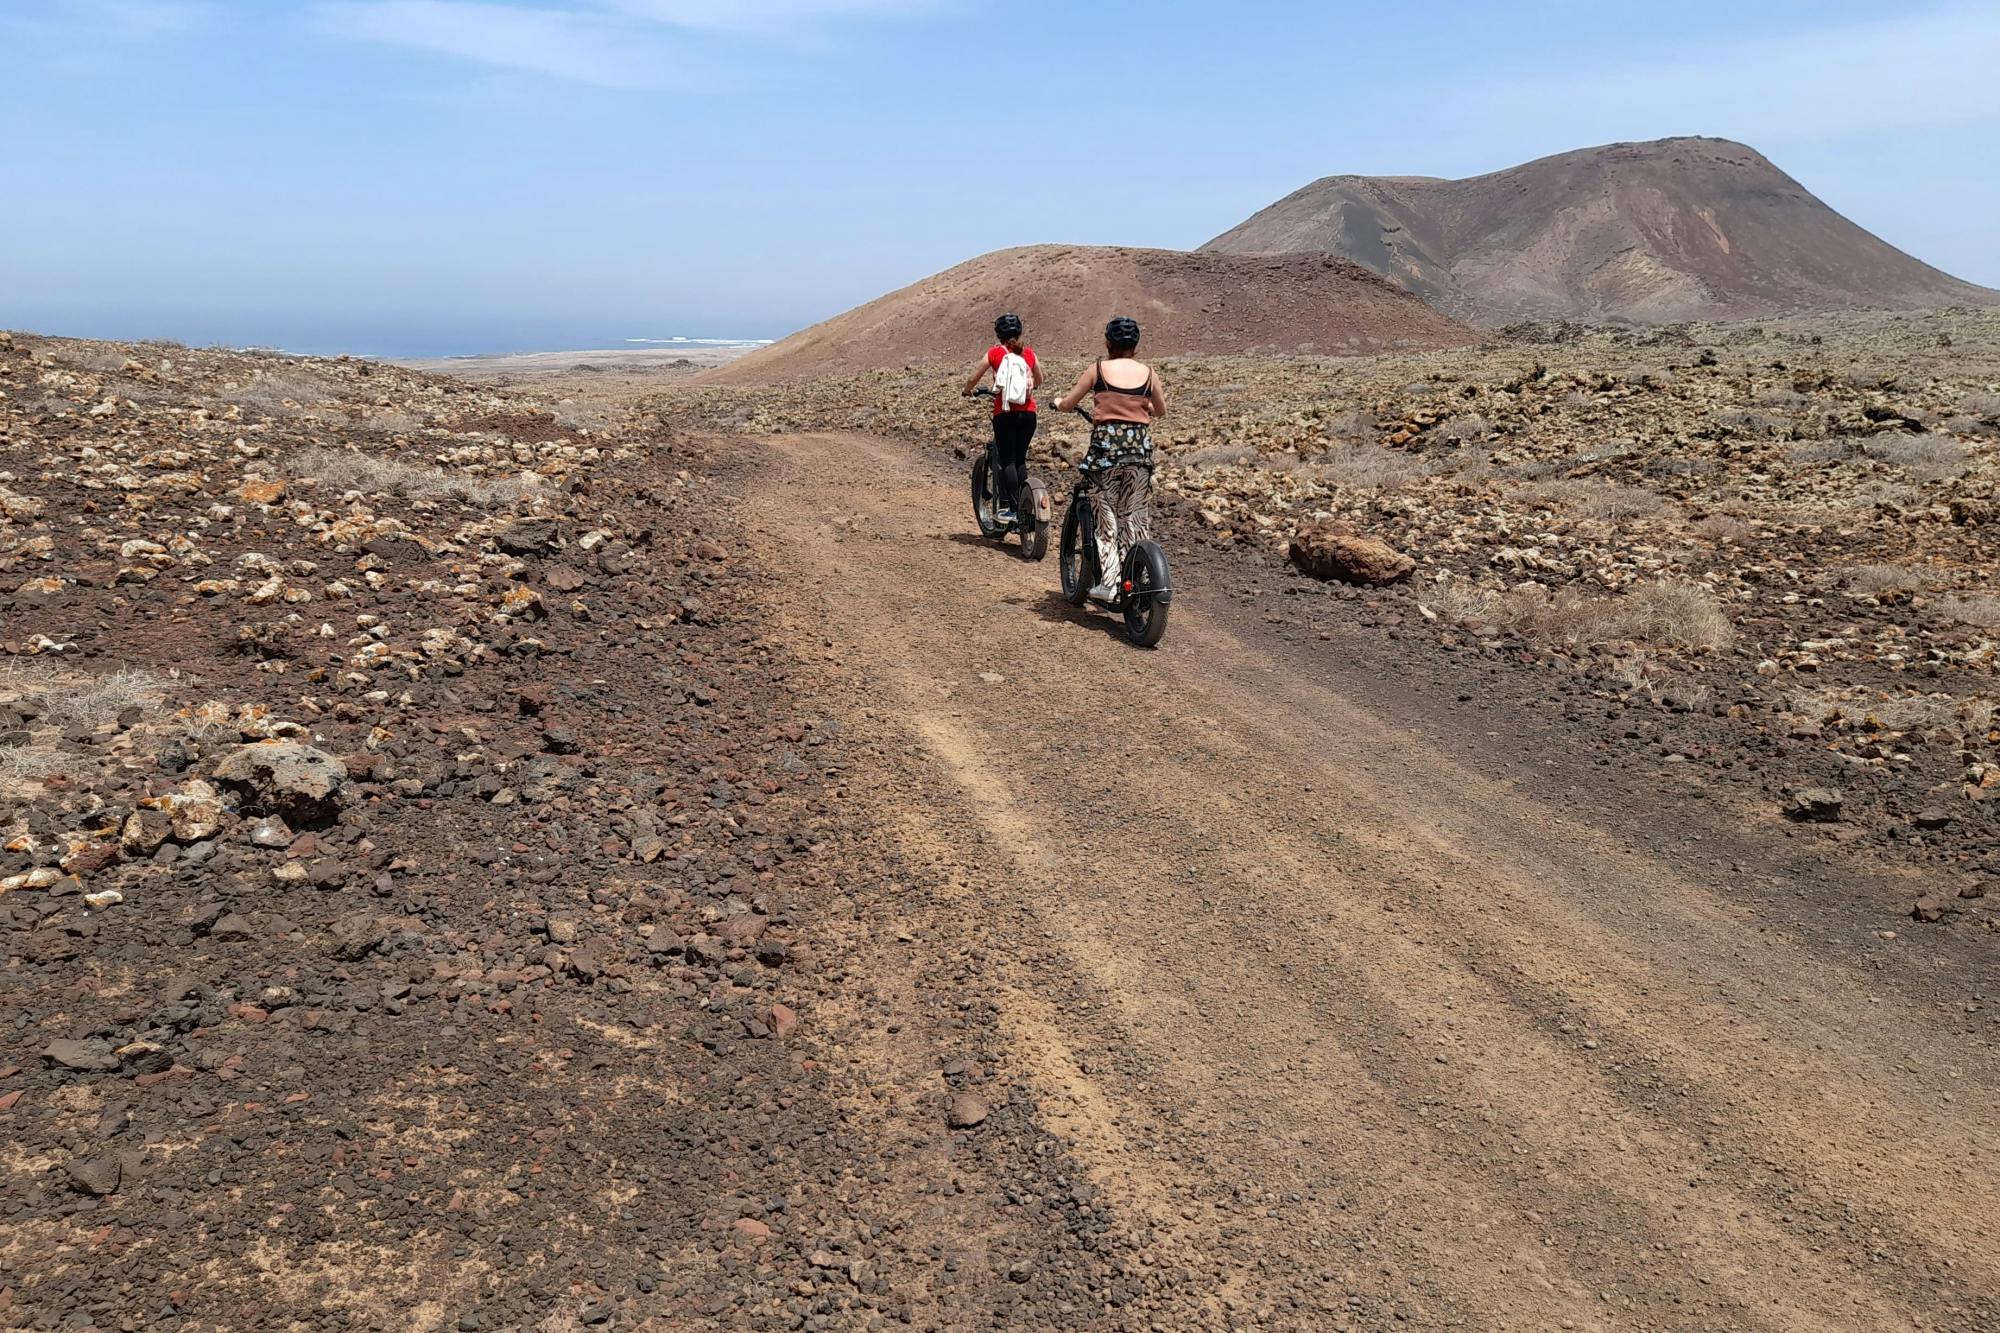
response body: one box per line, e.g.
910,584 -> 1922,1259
623,336 -> 774,348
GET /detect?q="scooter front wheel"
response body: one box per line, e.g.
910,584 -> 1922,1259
970,455 -> 1003,539
1121,539 -> 1171,647
1058,499 -> 1092,604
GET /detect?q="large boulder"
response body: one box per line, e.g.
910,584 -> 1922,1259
1288,519 -> 1415,586
213,741 -> 347,824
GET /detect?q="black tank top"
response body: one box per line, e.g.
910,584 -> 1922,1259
1093,361 -> 1152,397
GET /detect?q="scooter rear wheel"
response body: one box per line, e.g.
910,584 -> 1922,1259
1018,477 -> 1049,561
1121,540 -> 1171,647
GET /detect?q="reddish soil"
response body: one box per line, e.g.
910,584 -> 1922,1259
702,245 -> 1476,385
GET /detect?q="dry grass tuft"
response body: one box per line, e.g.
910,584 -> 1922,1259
1790,687 -> 1993,737
1786,438 -> 1861,466
1178,443 -> 1260,469
1425,576 -> 1732,651
1940,593 -> 2000,628
1691,514 -> 1752,543
1434,412 -> 1489,446
1861,434 -> 1971,483
0,662 -> 164,726
0,747 -> 91,789
1959,391 -> 2000,419
232,366 -> 343,416
1519,478 -> 1670,522
1309,446 -> 1433,490
1844,563 -> 1935,596
293,447 -> 544,506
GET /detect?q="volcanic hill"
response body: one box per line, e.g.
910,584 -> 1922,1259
1202,136 -> 2000,326
703,244 -> 1476,384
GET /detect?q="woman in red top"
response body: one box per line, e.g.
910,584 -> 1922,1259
960,313 -> 1042,520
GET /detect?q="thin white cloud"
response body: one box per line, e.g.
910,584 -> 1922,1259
1450,2 -> 2000,147
314,0 -> 946,88
314,2 -> 685,89
603,0 -> 942,31
11,0 -> 212,40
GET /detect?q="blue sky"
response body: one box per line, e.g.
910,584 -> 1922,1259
4,0 -> 1997,357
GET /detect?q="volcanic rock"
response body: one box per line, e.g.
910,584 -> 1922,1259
213,741 -> 347,824
1288,520 -> 1415,585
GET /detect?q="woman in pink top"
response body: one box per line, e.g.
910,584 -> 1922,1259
1050,317 -> 1169,597
1049,316 -> 1168,473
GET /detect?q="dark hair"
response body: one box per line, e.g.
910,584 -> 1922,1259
993,313 -> 1024,341
1104,316 -> 1141,353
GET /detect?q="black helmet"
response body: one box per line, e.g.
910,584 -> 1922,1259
1105,316 -> 1141,349
993,313 -> 1023,341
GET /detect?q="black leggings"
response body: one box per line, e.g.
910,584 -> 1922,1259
990,411 -> 1036,509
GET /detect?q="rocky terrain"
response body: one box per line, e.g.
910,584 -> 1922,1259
5,307 -> 1993,1331
0,332 -> 1155,1329
701,245 -> 1474,384
1203,137 -> 2000,325
651,306 -> 2000,923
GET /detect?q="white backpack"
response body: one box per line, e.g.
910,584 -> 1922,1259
994,350 -> 1031,410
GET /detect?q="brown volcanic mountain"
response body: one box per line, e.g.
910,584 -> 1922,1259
703,244 -> 1475,384
1202,137 -> 1999,326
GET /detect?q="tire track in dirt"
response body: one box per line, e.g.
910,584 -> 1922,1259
745,430 -> 1999,1331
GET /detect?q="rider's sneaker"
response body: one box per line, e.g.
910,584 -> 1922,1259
1087,580 -> 1118,600
996,507 -> 1017,524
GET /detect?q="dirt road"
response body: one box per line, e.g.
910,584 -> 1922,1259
745,431 -> 1999,1331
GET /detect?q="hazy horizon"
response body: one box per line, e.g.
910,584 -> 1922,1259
5,0 -> 1998,356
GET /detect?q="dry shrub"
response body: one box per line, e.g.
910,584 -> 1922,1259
1622,580 -> 1735,649
1844,563 -> 1935,596
1862,434 -> 1970,483
1787,438 -> 1861,466
366,408 -> 423,437
1519,478 -> 1669,522
1940,593 -> 2000,628
0,746 -> 91,789
1310,447 -> 1432,490
1957,391 -> 2000,419
1178,443 -> 1259,469
1645,455 -> 1716,483
1791,687 -> 1992,737
1707,407 -> 1779,437
0,662 -> 163,727
293,446 -> 544,506
1691,514 -> 1752,543
1434,412 -> 1489,446
1609,650 -> 1712,711
233,366 -> 342,416
0,664 -> 162,794
1850,477 -> 1922,509
1321,406 -> 1375,449
1425,576 -> 1732,650
50,344 -> 136,376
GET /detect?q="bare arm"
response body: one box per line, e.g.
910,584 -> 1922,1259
1030,354 -> 1044,390
1050,366 -> 1093,414
961,356 -> 992,396
1147,372 -> 1168,420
